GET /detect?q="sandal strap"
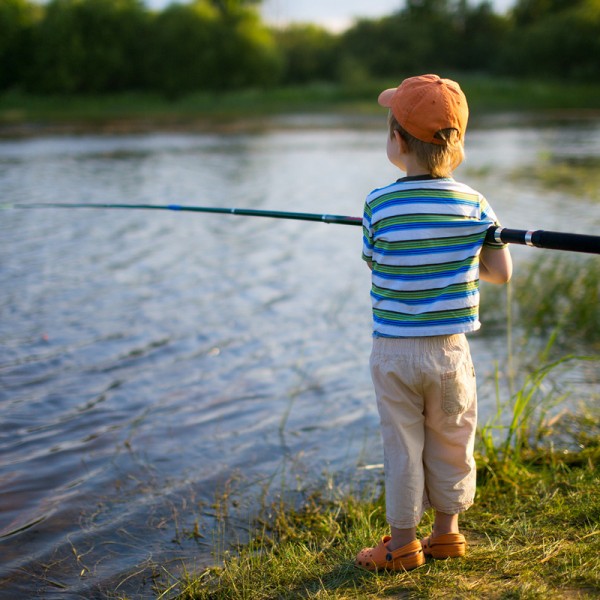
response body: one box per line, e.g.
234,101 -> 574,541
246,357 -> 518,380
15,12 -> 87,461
385,539 -> 422,561
428,533 -> 465,546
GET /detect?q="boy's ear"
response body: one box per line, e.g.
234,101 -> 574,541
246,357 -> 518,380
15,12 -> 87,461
394,129 -> 408,153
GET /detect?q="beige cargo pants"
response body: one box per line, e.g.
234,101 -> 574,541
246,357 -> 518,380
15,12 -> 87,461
370,334 -> 477,529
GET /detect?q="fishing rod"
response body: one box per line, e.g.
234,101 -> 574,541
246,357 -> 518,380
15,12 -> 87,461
485,226 -> 600,255
6,202 -> 600,255
7,202 -> 363,227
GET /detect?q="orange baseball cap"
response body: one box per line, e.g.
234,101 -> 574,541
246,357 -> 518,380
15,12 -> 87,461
378,74 -> 469,145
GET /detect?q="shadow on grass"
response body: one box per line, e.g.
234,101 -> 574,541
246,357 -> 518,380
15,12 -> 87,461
281,561 -> 423,599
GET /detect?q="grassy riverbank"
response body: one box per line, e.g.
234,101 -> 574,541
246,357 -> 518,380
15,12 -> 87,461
157,343 -> 600,599
3,76 -> 600,136
164,427 -> 599,599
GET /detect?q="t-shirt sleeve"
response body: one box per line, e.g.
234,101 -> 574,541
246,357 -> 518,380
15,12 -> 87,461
361,200 -> 374,262
481,195 -> 508,249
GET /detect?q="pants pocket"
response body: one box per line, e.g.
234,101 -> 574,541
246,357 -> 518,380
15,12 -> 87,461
441,359 -> 476,416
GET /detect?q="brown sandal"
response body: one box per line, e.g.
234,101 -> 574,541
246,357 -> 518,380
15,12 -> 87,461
421,532 -> 466,559
355,536 -> 425,571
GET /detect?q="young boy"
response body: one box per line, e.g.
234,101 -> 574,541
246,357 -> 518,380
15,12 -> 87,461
356,74 -> 512,571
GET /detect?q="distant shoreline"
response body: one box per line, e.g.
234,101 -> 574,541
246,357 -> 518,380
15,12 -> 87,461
3,78 -> 600,139
3,109 -> 600,141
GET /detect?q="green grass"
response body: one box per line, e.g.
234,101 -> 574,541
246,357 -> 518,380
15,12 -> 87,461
509,155 -> 600,202
165,447 -> 599,599
459,75 -> 600,112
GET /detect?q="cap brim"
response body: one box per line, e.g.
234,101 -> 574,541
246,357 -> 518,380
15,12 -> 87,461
378,88 -> 396,108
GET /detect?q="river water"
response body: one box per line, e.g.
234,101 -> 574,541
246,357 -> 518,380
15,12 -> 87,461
1,113 -> 599,598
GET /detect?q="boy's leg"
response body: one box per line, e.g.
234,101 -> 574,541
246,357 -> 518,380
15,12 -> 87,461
432,511 -> 459,536
389,526 -> 417,551
422,335 -> 478,524
422,512 -> 465,559
355,338 -> 428,570
419,336 -> 473,560
370,338 -> 428,533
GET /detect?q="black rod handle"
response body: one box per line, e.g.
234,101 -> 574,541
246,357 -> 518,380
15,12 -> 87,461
486,226 -> 600,255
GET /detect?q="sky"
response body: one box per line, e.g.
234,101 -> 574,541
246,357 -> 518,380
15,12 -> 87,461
260,0 -> 516,31
142,1 -> 517,31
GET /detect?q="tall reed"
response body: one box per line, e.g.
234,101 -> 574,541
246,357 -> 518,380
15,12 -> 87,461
481,254 -> 600,354
477,340 -> 584,480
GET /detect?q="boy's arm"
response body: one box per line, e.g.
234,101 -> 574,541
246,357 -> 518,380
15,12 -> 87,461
479,245 -> 512,284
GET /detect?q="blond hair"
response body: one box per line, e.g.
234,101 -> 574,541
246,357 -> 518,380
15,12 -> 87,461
388,113 -> 464,178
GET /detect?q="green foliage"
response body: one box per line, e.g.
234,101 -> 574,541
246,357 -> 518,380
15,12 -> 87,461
500,1 -> 600,80
0,0 -> 39,89
213,6 -> 282,90
8,0 -> 280,96
29,0 -> 151,93
274,24 -> 338,84
453,2 -> 511,72
1,0 -> 600,97
146,2 -> 221,97
511,0 -> 586,26
160,0 -> 282,94
338,2 -> 507,78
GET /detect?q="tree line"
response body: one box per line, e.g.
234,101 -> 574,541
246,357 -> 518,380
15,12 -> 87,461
1,0 -> 599,96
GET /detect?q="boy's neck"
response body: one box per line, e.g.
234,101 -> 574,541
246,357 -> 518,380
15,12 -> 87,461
404,167 -> 433,177
402,154 -> 432,178
399,173 -> 441,181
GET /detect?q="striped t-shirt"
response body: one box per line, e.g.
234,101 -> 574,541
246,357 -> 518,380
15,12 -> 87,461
362,175 -> 505,337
